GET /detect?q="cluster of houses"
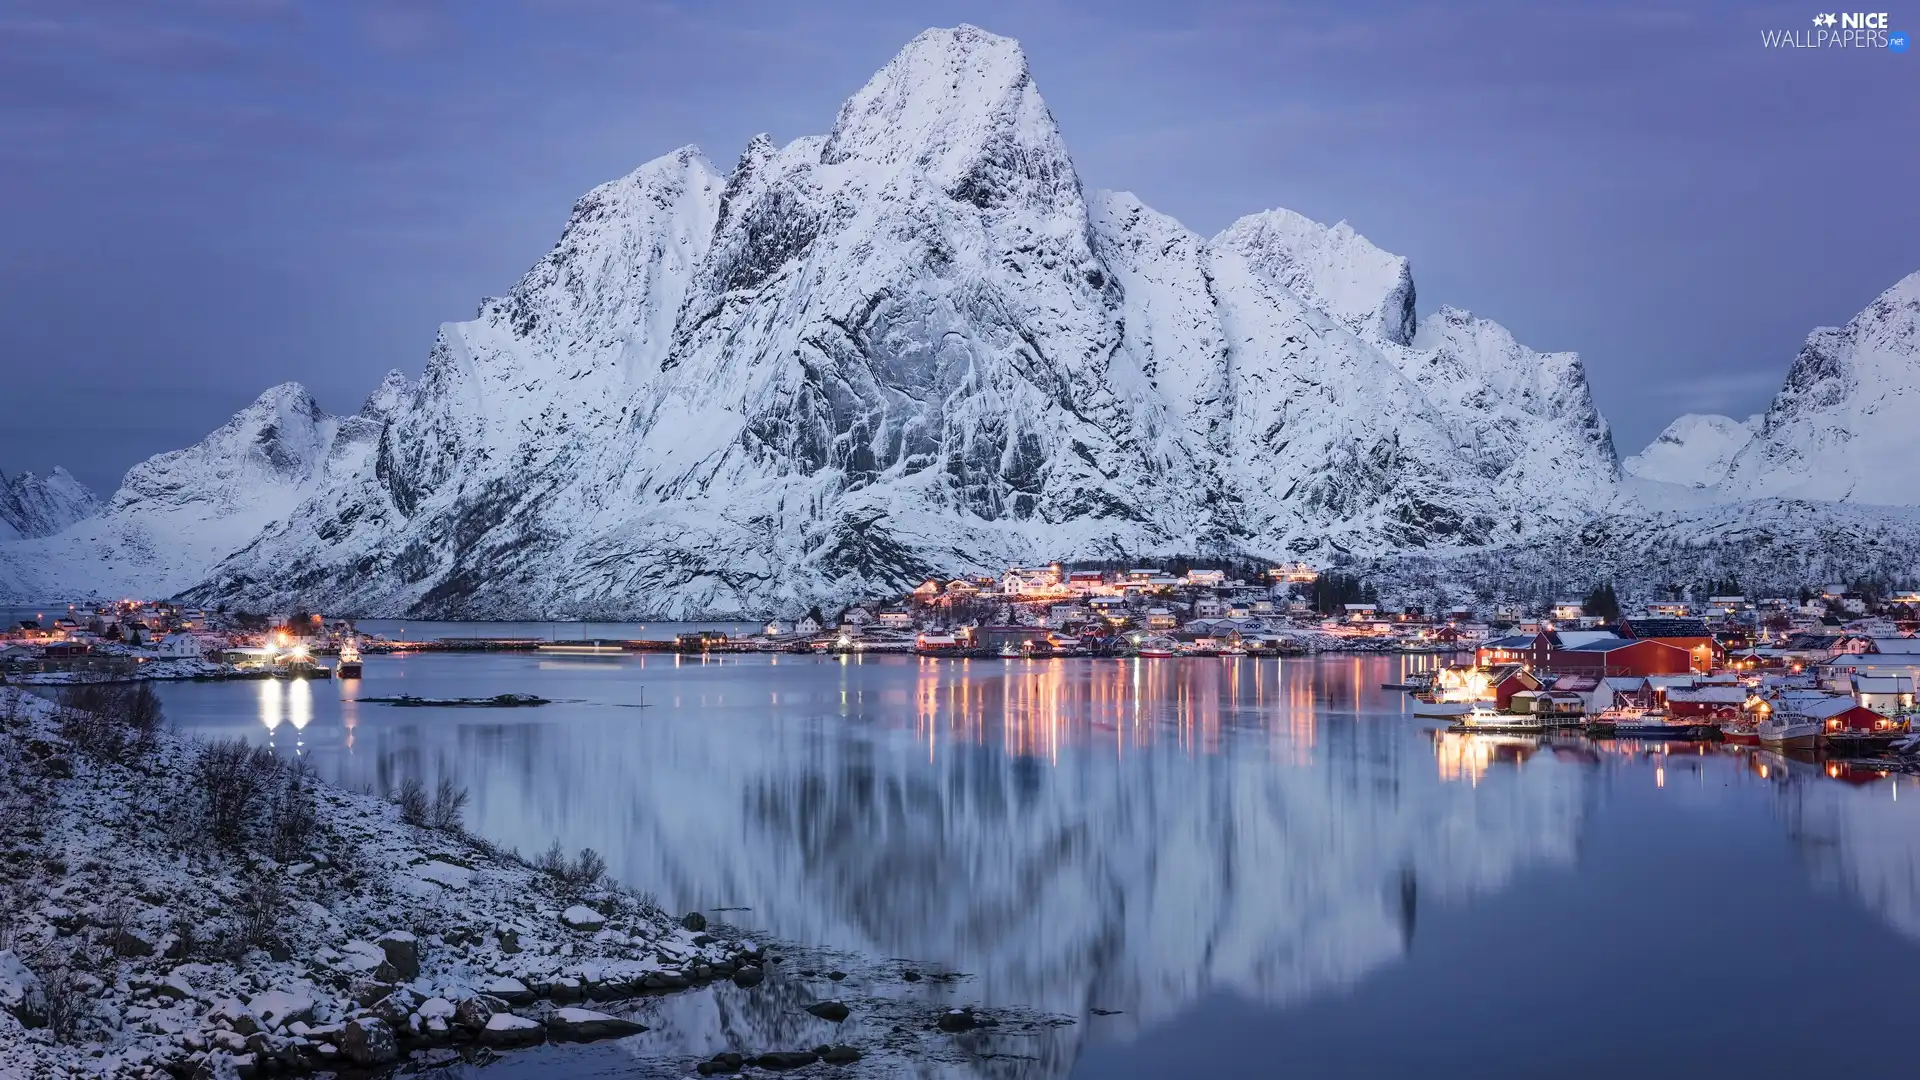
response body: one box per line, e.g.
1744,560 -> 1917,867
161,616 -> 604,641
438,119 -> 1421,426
0,601 -> 360,680
748,563 -> 1477,657
1433,610 -> 1918,739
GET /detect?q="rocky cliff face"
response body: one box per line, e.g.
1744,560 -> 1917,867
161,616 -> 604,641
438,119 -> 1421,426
1719,271 -> 1920,504
0,468 -> 98,542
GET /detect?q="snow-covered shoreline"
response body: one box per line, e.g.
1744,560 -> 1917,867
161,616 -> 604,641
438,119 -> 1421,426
0,685 -> 785,1078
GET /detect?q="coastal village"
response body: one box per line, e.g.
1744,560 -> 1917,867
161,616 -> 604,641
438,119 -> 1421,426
4,562 -> 1917,759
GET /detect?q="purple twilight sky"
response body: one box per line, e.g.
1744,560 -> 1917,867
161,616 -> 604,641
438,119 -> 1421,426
1,0 -> 1914,496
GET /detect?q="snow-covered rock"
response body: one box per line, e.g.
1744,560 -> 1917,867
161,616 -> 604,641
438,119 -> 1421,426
1720,271 -> 1920,504
0,467 -> 98,541
1623,413 -> 1757,488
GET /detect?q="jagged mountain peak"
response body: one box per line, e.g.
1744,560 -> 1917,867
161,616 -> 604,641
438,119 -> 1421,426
0,467 -> 99,541
1719,268 -> 1920,505
361,370 -> 412,418
821,25 -> 1059,186
1213,208 -> 1417,345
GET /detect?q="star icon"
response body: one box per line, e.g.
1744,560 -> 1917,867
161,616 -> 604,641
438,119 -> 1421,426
1824,13 -> 1839,26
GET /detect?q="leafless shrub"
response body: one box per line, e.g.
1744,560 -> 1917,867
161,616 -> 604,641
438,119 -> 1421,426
267,758 -> 320,860
535,840 -> 608,889
41,966 -> 82,1043
430,777 -> 469,832
236,878 -> 279,953
394,776 -> 429,827
0,686 -> 23,726
56,682 -> 164,763
168,910 -> 198,960
195,738 -> 280,849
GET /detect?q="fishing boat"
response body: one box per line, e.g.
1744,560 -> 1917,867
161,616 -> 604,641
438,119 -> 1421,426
1719,720 -> 1760,746
1458,704 -> 1543,733
336,642 -> 364,679
1590,708 -> 1700,739
1756,713 -> 1823,751
1381,672 -> 1437,692
998,642 -> 1023,658
1136,636 -> 1176,659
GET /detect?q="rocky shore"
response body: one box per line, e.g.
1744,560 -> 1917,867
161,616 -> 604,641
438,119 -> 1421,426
0,685 -> 835,1078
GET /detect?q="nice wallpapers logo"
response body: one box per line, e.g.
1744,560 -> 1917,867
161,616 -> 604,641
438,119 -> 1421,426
1762,11 -> 1908,48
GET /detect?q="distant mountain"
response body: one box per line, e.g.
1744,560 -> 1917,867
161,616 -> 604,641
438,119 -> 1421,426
1623,413 -> 1757,488
0,379 -> 406,602
0,467 -> 98,541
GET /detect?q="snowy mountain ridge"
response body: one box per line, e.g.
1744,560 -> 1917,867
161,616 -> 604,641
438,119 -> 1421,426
0,25 -> 1914,614
0,468 -> 98,542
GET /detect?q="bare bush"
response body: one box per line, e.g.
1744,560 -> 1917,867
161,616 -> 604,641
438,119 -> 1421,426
41,966 -> 82,1043
236,877 -> 279,953
430,777 -> 470,832
394,776 -> 429,827
195,738 -> 281,849
56,682 -> 164,763
535,840 -> 608,889
267,758 -> 320,860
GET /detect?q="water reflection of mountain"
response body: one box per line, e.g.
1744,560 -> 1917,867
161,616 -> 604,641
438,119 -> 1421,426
209,657 -> 1589,1075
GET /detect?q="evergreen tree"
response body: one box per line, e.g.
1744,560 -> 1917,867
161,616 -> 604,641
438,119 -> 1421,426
1581,582 -> 1620,622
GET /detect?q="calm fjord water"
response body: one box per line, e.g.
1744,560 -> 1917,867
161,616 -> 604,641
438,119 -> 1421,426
154,648 -> 1920,1079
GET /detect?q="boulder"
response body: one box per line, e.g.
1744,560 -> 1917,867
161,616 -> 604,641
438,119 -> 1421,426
478,1011 -> 545,1047
114,926 -> 157,957
0,951 -> 46,1026
821,1044 -> 863,1064
369,988 -> 418,1031
375,930 -> 420,979
731,965 -> 764,988
340,1017 -> 398,1066
680,912 -> 707,932
209,998 -> 262,1036
546,1007 -> 647,1040
416,997 -> 456,1021
937,1008 -> 977,1033
452,994 -> 501,1031
246,989 -> 316,1030
806,1000 -> 850,1023
482,977 -> 534,1005
560,906 -> 606,932
755,1049 -> 820,1069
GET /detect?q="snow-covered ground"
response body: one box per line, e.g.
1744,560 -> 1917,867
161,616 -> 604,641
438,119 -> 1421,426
0,685 -> 970,1078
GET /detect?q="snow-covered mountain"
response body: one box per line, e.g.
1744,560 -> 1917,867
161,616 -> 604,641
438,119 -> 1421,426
1719,271 -> 1920,504
0,381 -> 405,602
0,468 -> 98,541
1622,413 -> 1757,488
0,25 -> 1909,615
135,26 -> 1613,617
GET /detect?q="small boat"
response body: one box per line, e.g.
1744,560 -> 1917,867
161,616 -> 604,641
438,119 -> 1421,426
1719,721 -> 1760,746
1459,705 -> 1543,733
1381,673 -> 1437,692
1134,634 -> 1177,659
1756,715 -> 1823,751
998,643 -> 1022,658
336,642 -> 364,679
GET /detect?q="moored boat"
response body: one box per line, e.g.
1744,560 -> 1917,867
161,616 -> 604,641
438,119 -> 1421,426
1756,714 -> 1823,751
337,642 -> 364,678
1458,704 -> 1543,733
1719,720 -> 1760,746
